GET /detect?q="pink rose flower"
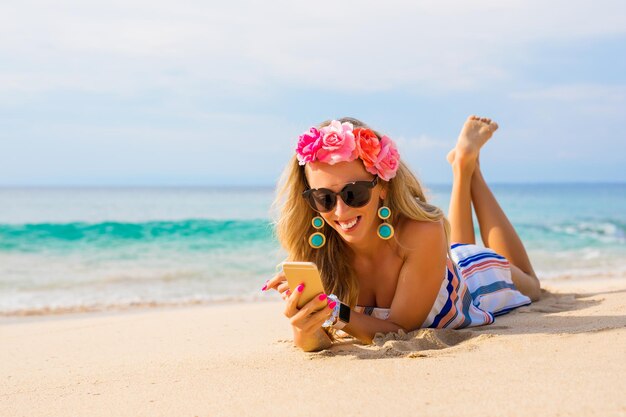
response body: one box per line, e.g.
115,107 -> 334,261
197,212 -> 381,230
316,120 -> 358,165
295,127 -> 322,165
374,135 -> 400,181
354,128 -> 381,173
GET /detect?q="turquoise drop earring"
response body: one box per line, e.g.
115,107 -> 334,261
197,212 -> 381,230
377,206 -> 394,240
309,216 -> 326,249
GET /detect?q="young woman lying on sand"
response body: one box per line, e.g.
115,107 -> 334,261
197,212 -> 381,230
264,116 -> 541,352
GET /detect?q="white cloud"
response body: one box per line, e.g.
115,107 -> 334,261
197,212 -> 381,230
555,150 -> 583,160
509,84 -> 626,119
510,84 -> 626,101
395,135 -> 451,151
0,110 -> 299,184
0,0 -> 625,97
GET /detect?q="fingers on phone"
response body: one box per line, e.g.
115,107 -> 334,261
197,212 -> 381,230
302,305 -> 333,333
281,288 -> 292,301
277,282 -> 290,294
264,271 -> 286,291
283,283 -> 303,318
289,292 -> 328,326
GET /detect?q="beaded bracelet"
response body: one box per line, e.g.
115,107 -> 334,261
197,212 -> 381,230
322,294 -> 340,328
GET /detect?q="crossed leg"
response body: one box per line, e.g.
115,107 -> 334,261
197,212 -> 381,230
447,116 -> 541,301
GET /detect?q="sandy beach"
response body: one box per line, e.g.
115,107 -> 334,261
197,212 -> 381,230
1,276 -> 625,417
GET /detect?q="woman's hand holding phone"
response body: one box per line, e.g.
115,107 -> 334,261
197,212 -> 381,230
283,284 -> 335,333
283,284 -> 334,351
264,272 -> 334,330
263,271 -> 334,351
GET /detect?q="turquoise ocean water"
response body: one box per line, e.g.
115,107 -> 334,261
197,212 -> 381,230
0,184 -> 624,316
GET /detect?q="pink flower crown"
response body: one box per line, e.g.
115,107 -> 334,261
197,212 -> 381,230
295,120 -> 400,181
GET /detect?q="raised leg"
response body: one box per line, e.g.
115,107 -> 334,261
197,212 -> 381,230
446,115 -> 497,245
471,164 -> 535,274
447,116 -> 541,301
447,153 -> 476,245
470,163 -> 541,300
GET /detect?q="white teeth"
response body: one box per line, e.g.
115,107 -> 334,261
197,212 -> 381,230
338,217 -> 358,230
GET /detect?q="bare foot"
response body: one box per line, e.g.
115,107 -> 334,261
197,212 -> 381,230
447,115 -> 498,166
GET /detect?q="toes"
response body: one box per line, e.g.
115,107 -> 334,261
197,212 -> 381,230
470,115 -> 494,125
464,115 -> 497,134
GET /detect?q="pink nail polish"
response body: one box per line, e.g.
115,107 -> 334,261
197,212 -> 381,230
318,294 -> 327,301
286,289 -> 291,295
261,285 -> 267,291
328,301 -> 337,309
296,284 -> 304,293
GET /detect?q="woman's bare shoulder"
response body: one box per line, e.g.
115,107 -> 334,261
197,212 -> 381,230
394,216 -> 446,258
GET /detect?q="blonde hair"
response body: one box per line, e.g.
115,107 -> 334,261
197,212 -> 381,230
273,117 -> 452,308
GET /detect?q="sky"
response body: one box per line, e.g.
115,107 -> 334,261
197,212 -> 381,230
0,0 -> 625,186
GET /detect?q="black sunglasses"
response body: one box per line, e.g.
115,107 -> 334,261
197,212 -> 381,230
302,176 -> 378,213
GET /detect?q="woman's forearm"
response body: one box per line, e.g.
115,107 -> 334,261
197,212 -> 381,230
293,310 -> 405,350
342,311 -> 406,344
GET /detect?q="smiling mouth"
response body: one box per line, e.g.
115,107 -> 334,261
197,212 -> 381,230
335,216 -> 361,231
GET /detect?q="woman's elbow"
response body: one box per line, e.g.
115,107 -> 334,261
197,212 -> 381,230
527,278 -> 542,302
529,287 -> 541,302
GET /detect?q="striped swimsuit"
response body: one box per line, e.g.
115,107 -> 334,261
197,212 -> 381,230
354,243 -> 532,329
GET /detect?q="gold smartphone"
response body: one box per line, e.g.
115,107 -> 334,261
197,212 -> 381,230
282,261 -> 326,309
